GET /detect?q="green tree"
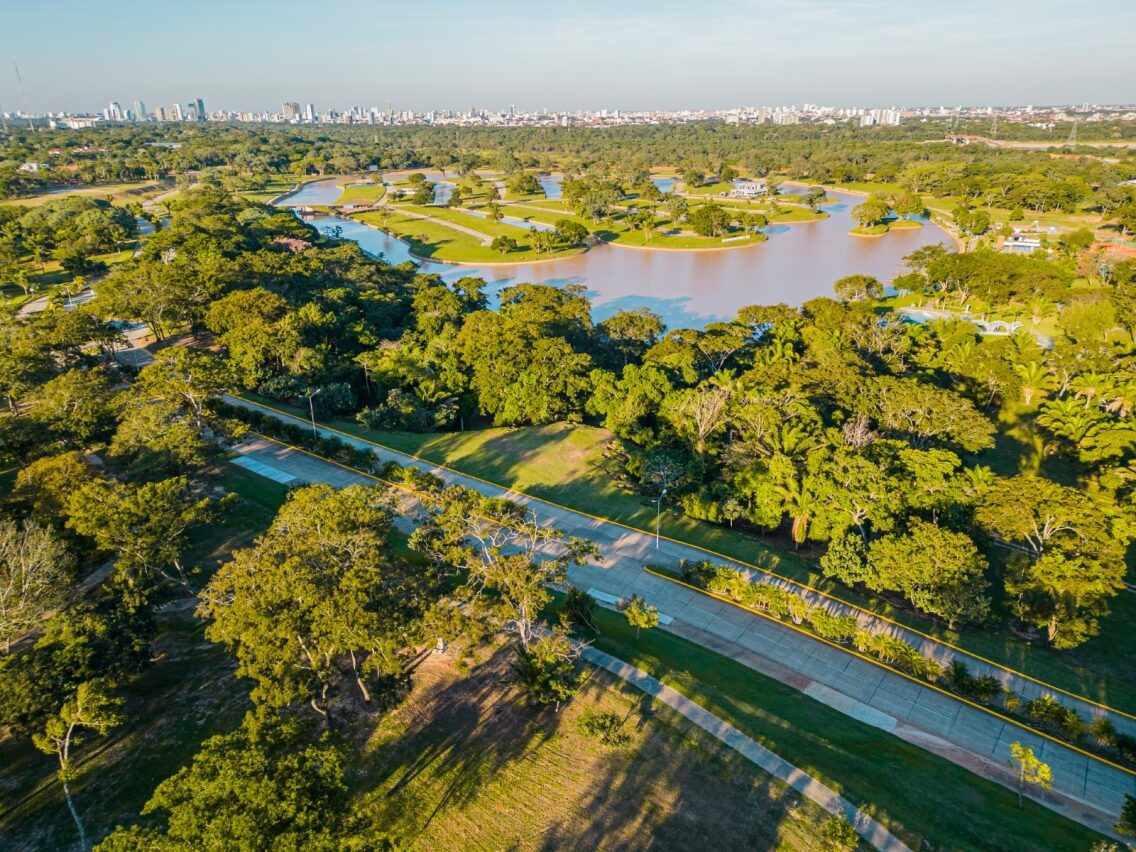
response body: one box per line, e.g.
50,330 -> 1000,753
513,629 -> 581,710
29,368 -> 118,446
852,196 -> 890,228
200,485 -> 415,728
0,520 -> 73,653
820,814 -> 859,851
977,476 -> 1126,648
97,716 -> 366,851
66,476 -> 218,606
34,680 -> 124,852
1008,741 -> 1052,806
1117,794 -> 1136,837
866,521 -> 991,628
490,235 -> 518,254
621,594 -> 660,637
833,274 -> 883,302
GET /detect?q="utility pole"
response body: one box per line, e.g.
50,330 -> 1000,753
307,388 -> 322,438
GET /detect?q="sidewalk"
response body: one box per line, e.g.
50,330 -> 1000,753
583,646 -> 912,852
226,411 -> 1136,831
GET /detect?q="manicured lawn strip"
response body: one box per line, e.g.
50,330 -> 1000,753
353,209 -> 583,263
612,229 -> 764,249
240,399 -> 1136,714
337,181 -> 386,205
237,175 -> 300,203
400,204 -> 532,240
500,204 -> 588,228
579,605 -> 1099,852
4,181 -> 169,208
685,181 -> 734,196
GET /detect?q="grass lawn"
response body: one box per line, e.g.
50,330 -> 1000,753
353,207 -> 583,263
237,175 -> 300,204
613,229 -> 765,249
500,203 -> 582,227
249,401 -> 1136,714
4,180 -> 170,208
578,605 -> 1101,851
357,643 -> 845,850
850,224 -> 890,236
337,181 -> 386,206
685,180 -> 735,196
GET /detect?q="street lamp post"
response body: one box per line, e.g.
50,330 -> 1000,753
655,487 -> 667,549
307,388 -> 322,438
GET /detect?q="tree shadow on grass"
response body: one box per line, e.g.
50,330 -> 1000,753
535,672 -> 819,851
360,644 -> 567,840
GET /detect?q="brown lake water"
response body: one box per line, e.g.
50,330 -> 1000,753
278,178 -> 950,329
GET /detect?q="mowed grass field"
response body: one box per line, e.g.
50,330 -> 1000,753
338,180 -> 386,205
579,605 -> 1101,851
357,646 -> 846,851
4,180 -> 170,207
353,207 -> 585,263
251,401 -> 1136,714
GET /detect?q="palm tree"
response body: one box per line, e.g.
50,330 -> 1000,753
1013,360 -> 1053,407
775,476 -> 818,548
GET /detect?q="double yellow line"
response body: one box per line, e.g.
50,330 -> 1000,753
233,395 -> 1136,726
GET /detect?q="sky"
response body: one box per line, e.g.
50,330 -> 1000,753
2,0 -> 1134,113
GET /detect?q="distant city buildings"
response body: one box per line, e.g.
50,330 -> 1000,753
8,99 -> 1136,131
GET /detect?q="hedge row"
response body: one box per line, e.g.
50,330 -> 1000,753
680,559 -> 1136,769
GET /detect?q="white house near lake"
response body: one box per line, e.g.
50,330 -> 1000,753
728,178 -> 767,198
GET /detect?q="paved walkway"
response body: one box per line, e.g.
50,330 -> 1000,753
226,409 -> 1136,834
373,198 -> 493,245
583,645 -> 911,852
224,397 -> 1136,734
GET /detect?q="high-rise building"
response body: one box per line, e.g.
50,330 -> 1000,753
304,103 -> 316,122
171,103 -> 184,121
106,101 -> 123,121
282,102 -> 300,120
195,98 -> 206,121
156,106 -> 167,121
133,99 -> 147,121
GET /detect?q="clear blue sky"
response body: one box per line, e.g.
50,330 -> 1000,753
3,0 -> 1133,112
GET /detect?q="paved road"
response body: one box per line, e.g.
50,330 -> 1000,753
226,397 -> 1136,735
227,414 -> 1136,835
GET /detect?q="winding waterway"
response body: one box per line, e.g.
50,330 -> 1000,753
277,177 -> 949,329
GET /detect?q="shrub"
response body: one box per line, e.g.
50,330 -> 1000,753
680,489 -> 724,523
256,374 -> 305,401
751,584 -> 792,618
786,595 -> 809,625
808,608 -> 859,644
820,814 -> 859,851
1090,716 -> 1118,749
577,710 -> 631,747
1025,694 -> 1085,741
681,559 -> 718,585
311,382 -> 356,417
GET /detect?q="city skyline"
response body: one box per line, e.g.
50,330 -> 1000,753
2,0 -> 1134,113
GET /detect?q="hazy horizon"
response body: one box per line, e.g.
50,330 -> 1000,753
3,0 -> 1134,113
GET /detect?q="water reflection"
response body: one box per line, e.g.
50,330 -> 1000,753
281,179 -> 950,330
